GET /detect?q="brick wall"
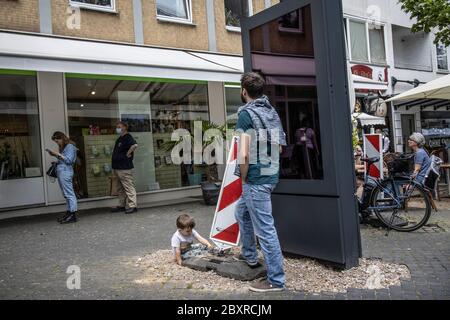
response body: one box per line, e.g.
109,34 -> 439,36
51,0 -> 135,43
215,0 -> 242,55
0,0 -> 40,32
252,0 -> 266,14
0,0 -> 279,55
214,0 -> 275,55
141,0 -> 209,51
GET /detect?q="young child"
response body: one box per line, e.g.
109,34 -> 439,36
171,214 -> 213,266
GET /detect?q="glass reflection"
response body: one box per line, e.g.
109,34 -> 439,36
249,5 -> 324,180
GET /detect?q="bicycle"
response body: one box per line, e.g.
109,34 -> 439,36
357,157 -> 432,232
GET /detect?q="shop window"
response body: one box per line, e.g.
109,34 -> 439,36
0,72 -> 42,180
224,0 -> 250,30
65,76 -> 209,199
249,5 -> 324,180
270,86 -> 323,181
69,0 -> 116,12
225,86 -> 242,130
156,0 -> 192,23
436,43 -> 449,71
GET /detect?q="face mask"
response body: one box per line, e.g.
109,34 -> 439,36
116,128 -> 122,135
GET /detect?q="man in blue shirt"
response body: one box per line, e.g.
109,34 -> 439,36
234,72 -> 287,293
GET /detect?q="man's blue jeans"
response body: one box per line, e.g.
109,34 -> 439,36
234,183 -> 285,288
57,166 -> 77,213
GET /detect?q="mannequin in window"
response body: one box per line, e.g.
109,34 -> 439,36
294,118 -> 319,179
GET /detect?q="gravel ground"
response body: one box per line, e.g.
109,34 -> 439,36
134,248 -> 410,294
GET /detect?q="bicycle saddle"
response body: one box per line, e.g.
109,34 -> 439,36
361,157 -> 380,164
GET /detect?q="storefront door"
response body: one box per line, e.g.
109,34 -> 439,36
401,114 -> 415,153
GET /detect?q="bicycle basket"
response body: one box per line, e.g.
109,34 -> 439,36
386,153 -> 414,175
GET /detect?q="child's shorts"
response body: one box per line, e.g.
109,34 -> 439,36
181,244 -> 209,259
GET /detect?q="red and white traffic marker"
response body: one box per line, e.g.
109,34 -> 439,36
210,136 -> 242,250
363,134 -> 383,179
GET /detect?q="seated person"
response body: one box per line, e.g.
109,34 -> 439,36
171,214 -> 213,266
408,133 -> 432,185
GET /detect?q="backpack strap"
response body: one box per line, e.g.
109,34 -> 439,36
245,107 -> 267,130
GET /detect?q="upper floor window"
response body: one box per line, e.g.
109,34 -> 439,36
225,0 -> 251,31
69,0 -> 116,12
278,8 -> 304,33
345,18 -> 386,65
157,0 -> 192,24
436,43 -> 449,71
392,25 -> 432,71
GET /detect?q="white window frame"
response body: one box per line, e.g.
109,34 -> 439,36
345,16 -> 387,66
436,43 -> 449,73
225,0 -> 253,33
69,0 -> 116,13
156,0 -> 193,25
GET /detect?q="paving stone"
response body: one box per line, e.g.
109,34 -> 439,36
0,200 -> 449,300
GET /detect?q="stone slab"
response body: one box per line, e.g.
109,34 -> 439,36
183,256 -> 267,281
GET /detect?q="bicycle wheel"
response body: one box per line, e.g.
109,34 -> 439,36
370,179 -> 431,232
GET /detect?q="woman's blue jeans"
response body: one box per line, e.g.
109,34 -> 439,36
234,183 -> 285,288
57,166 -> 77,213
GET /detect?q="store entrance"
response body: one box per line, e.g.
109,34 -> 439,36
401,114 -> 415,153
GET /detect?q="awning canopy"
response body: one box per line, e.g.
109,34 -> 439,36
0,31 -> 243,82
387,74 -> 450,102
392,98 -> 450,110
352,74 -> 388,91
251,53 -> 316,86
352,113 -> 386,126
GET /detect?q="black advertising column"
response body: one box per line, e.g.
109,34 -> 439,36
241,0 -> 361,269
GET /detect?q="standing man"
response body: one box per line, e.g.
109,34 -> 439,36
376,128 -> 390,154
111,121 -> 139,214
234,72 -> 287,292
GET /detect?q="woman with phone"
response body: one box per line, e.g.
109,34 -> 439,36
47,132 -> 78,224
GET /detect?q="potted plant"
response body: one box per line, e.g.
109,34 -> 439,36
162,122 -> 227,205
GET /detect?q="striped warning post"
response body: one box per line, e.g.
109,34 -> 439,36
210,136 -> 242,249
363,134 -> 383,179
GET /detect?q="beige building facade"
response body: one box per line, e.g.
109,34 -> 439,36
0,0 -> 281,54
0,0 -> 284,216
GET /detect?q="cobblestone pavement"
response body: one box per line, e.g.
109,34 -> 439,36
0,199 -> 449,300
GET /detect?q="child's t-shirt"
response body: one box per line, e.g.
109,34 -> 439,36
171,229 -> 199,254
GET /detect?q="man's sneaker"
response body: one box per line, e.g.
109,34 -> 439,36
111,206 -> 126,213
249,279 -> 285,293
125,207 -> 138,214
233,254 -> 261,268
